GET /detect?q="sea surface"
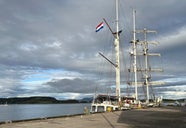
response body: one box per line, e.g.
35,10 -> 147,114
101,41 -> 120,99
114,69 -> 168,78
0,103 -> 90,122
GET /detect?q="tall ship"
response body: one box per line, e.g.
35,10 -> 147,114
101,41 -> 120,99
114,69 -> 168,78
91,0 -> 163,113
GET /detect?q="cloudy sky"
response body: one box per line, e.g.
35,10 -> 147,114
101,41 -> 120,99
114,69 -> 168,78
0,0 -> 185,100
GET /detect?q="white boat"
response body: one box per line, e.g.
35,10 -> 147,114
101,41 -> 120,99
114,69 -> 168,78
91,95 -> 120,112
0,101 -> 8,106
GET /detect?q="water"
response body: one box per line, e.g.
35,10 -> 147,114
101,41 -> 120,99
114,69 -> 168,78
0,104 -> 90,122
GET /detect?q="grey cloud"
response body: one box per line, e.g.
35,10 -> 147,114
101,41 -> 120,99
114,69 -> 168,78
45,78 -> 97,93
0,0 -> 185,99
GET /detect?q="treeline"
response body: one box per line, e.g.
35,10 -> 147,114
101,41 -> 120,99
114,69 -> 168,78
163,99 -> 185,102
0,96 -> 92,104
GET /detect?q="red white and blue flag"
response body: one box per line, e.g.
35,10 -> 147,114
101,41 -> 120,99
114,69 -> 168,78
95,21 -> 104,32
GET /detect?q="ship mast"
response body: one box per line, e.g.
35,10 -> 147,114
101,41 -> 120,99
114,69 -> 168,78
128,10 -> 164,104
100,0 -> 121,103
115,0 -> 121,102
132,9 -> 138,101
136,28 -> 164,103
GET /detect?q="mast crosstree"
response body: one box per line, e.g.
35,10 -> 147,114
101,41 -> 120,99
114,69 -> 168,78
128,10 -> 164,103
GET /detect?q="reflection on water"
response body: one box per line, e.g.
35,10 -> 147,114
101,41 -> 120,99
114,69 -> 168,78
0,104 -> 90,122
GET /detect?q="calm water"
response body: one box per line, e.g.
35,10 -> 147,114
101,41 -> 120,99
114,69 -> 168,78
0,104 -> 90,122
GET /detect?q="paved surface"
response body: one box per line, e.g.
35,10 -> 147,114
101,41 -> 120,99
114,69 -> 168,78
1,106 -> 185,128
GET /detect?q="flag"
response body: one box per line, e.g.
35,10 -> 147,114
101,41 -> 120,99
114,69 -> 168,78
95,21 -> 104,32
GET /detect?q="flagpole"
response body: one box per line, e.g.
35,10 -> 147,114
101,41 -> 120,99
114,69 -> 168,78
103,18 -> 114,35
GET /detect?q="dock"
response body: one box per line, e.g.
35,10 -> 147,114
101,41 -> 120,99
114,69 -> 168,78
0,106 -> 185,128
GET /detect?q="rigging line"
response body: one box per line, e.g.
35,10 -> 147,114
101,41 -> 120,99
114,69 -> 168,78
138,42 -> 147,99
146,45 -> 155,100
120,38 -> 128,82
137,43 -> 146,100
108,42 -> 115,94
146,33 -> 160,101
118,0 -> 133,31
99,56 -> 107,93
150,83 -> 155,100
103,29 -> 115,93
116,0 -> 133,43
127,42 -> 136,96
120,37 -> 129,96
126,51 -> 132,96
96,28 -> 113,93
106,26 -> 115,93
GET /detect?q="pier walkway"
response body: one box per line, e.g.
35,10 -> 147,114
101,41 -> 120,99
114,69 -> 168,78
1,106 -> 185,128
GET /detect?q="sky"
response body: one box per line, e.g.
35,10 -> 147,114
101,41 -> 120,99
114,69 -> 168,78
0,0 -> 185,100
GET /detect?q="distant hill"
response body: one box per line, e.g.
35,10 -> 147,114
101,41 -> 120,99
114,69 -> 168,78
79,97 -> 93,103
0,96 -> 86,104
0,96 -> 184,104
163,99 -> 185,102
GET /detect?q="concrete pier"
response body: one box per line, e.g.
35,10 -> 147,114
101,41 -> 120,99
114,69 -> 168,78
1,106 -> 185,128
